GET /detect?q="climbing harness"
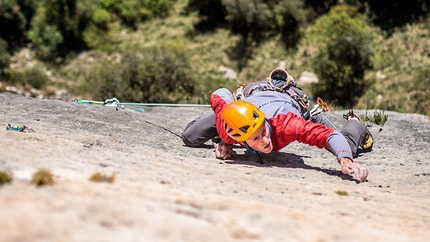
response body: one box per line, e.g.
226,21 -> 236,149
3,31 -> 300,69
234,81 -> 314,120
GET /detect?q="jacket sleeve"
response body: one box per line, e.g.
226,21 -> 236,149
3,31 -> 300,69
210,88 -> 237,145
270,113 -> 353,161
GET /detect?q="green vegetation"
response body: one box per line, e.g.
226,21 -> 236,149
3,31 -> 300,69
0,38 -> 10,78
305,5 -> 374,108
0,0 -> 429,115
89,172 -> 115,183
10,64 -> 51,89
335,190 -> 349,196
356,22 -> 430,115
31,169 -> 54,186
364,110 -> 388,126
0,170 -> 13,185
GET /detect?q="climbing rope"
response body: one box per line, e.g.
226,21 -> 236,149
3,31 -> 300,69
73,97 -> 211,110
73,97 -> 206,138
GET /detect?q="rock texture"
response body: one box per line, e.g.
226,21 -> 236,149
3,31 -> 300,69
1,92 -> 429,242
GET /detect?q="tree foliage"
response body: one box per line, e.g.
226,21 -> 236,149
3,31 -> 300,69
74,41 -> 198,103
28,0 -> 97,59
357,22 -> 430,114
82,7 -> 113,50
99,0 -> 177,29
186,0 -> 227,31
306,5 -> 374,108
220,0 -> 308,70
9,64 -> 51,89
412,67 -> 430,114
0,0 -> 38,49
1,0 -> 429,114
0,38 -> 11,78
359,0 -> 430,33
23,0 -> 177,59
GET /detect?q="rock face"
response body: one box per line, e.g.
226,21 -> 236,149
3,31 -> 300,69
1,92 -> 429,242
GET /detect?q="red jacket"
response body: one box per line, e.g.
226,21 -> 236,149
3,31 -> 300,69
210,91 -> 352,160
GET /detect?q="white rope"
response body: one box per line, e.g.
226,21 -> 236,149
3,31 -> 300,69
118,103 -> 211,107
74,98 -> 211,107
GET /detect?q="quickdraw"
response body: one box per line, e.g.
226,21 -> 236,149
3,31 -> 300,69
317,97 -> 329,112
233,83 -> 246,100
309,97 -> 329,117
6,124 -> 35,133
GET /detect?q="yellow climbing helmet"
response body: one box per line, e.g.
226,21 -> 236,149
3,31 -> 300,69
221,100 -> 265,142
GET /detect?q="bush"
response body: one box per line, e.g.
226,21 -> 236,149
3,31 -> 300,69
186,0 -> 227,32
99,0 -> 178,28
222,0 -> 277,36
364,0 -> 430,33
83,6 -> 114,50
0,0 -> 38,48
27,0 -> 177,56
0,38 -> 11,77
31,169 -> 54,186
71,40 -> 198,103
411,67 -> 430,114
141,0 -> 176,18
364,110 -> 388,126
305,5 -> 374,108
92,7 -> 111,27
220,0 -> 307,70
28,0 -> 100,59
82,19 -> 113,50
28,6 -> 65,58
9,64 -> 50,89
89,172 -> 115,183
115,0 -> 141,27
357,22 -> 430,114
427,106 -> 430,120
335,190 -> 349,196
24,65 -> 51,89
0,170 -> 13,185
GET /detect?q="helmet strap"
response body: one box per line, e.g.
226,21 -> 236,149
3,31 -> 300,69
243,142 -> 258,155
265,119 -> 273,139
